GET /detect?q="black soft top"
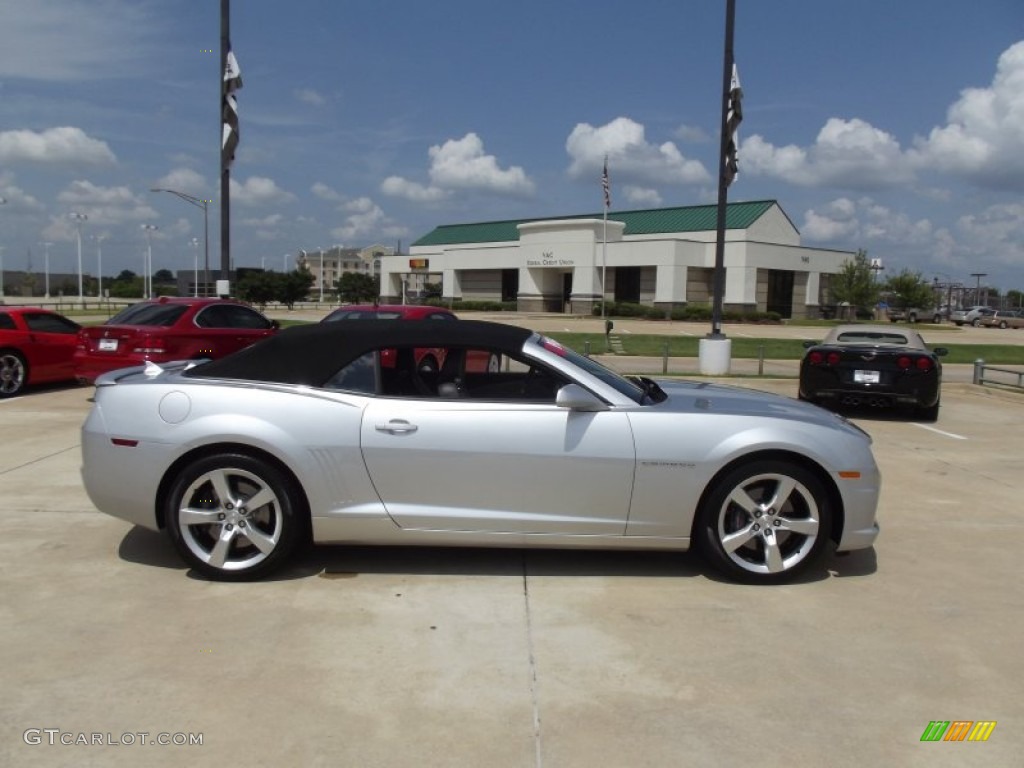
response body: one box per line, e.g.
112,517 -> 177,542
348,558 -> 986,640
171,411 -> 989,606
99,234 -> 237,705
184,319 -> 535,386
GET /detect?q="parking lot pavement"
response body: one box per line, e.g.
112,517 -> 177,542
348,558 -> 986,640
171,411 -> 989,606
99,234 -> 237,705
2,383 -> 1021,767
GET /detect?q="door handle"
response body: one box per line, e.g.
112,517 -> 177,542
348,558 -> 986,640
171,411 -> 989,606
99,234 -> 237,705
375,419 -> 418,434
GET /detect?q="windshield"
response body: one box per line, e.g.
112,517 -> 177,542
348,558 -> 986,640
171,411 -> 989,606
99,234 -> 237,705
531,336 -> 646,403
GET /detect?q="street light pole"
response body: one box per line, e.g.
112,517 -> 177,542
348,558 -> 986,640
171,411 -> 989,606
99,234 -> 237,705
0,196 -> 6,299
93,234 -> 107,299
190,238 -> 200,296
141,224 -> 159,298
69,212 -> 88,306
39,242 -> 52,297
970,273 -> 987,306
319,246 -> 324,303
151,188 -> 209,296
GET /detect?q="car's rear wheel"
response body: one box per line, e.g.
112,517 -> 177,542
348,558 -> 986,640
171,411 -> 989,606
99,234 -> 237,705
165,453 -> 305,580
917,399 -> 940,422
698,460 -> 832,584
0,351 -> 27,398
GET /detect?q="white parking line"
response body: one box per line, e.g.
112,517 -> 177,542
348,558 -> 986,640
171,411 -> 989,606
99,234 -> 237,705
913,423 -> 968,440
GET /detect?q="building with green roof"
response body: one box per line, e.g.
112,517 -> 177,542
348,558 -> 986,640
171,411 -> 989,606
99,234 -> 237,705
380,200 -> 853,318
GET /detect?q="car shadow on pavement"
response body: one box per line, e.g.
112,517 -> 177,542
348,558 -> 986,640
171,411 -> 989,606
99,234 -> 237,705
116,528 -> 877,583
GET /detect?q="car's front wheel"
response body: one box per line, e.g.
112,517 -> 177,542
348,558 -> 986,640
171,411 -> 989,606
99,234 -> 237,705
698,460 -> 832,583
0,351 -> 27,398
165,453 -> 306,580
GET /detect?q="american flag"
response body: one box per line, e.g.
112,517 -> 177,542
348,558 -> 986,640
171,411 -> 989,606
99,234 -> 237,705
724,62 -> 743,186
222,46 -> 243,169
601,156 -> 611,210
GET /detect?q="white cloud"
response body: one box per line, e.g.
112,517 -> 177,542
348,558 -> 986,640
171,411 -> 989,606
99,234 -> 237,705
381,176 -> 448,203
802,196 -> 934,247
229,176 -> 296,206
294,88 -> 326,106
566,117 -> 711,186
312,182 -> 344,203
383,133 -> 533,201
910,41 -> 1024,190
55,180 -> 158,227
330,197 -> 408,242
0,126 -> 116,166
0,172 -> 44,212
427,133 -> 534,196
623,186 -> 662,207
154,168 -> 209,197
743,118 -> 913,188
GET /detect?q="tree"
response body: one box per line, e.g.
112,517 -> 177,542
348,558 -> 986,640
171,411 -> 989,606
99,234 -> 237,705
109,276 -> 144,298
883,269 -> 936,310
116,269 -> 137,282
278,269 -> 315,309
829,249 -> 878,311
336,272 -> 378,303
153,268 -> 175,283
236,271 -> 278,309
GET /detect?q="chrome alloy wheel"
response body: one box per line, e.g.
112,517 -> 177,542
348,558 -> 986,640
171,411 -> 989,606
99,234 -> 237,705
176,466 -> 284,573
0,352 -> 27,397
716,471 -> 822,577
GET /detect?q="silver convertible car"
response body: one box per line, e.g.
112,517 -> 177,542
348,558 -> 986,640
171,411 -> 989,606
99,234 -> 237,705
81,320 -> 880,583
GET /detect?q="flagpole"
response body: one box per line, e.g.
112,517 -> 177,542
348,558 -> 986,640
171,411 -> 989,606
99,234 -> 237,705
710,0 -> 736,339
699,0 -> 737,375
601,156 -> 610,342
220,0 -> 231,295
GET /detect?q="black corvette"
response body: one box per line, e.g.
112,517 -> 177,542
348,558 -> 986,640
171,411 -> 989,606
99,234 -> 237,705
799,325 -> 947,421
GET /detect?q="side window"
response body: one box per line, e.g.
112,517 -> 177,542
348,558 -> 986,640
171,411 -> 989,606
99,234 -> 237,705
0,313 -> 16,331
196,305 -> 271,329
24,313 -> 81,334
427,313 -> 455,321
376,344 -> 566,403
323,352 -> 379,394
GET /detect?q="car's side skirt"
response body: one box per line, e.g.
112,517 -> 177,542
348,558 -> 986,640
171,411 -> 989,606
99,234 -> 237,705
312,517 -> 690,551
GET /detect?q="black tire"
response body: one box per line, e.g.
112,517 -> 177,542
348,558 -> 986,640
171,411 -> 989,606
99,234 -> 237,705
971,318 -> 981,327
908,313 -> 918,323
487,353 -> 501,373
917,400 -> 940,422
165,452 -> 306,580
0,350 -> 28,398
697,460 -> 832,584
999,321 -> 1008,329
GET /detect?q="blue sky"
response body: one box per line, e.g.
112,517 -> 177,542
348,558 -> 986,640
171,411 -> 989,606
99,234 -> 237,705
1,0 -> 1022,292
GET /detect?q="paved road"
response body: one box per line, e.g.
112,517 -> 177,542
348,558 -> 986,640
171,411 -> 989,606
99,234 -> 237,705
1,380 -> 1021,767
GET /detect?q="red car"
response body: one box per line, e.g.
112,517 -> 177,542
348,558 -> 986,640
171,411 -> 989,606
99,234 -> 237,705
74,297 -> 278,383
321,304 -> 499,373
0,307 -> 82,397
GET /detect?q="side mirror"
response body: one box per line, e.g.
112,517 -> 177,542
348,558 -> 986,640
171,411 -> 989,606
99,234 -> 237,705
933,347 -> 948,357
802,340 -> 816,348
270,320 -> 281,330
555,384 -> 608,412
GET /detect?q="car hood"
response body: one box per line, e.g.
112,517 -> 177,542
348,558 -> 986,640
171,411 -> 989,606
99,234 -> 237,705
654,379 -> 867,433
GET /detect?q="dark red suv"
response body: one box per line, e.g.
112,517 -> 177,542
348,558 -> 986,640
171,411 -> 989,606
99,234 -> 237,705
74,297 -> 278,383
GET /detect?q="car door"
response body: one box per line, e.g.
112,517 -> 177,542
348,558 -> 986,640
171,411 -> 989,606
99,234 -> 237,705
359,361 -> 636,535
20,312 -> 81,381
191,304 -> 275,357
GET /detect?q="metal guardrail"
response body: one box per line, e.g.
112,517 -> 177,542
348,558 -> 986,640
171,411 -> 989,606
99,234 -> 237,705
973,360 -> 1024,391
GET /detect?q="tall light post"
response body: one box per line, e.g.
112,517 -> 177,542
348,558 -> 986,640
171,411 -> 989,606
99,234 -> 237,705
69,212 -> 88,305
39,242 -> 52,297
92,234 -> 107,299
319,246 -> 324,303
0,196 -> 7,299
283,253 -> 290,272
141,224 -> 158,298
151,188 -> 209,296
190,238 -> 200,296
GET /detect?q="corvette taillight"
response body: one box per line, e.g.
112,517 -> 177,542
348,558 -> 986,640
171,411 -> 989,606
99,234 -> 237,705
808,351 -> 823,364
916,357 -> 932,371
897,356 -> 911,369
827,352 -> 840,365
